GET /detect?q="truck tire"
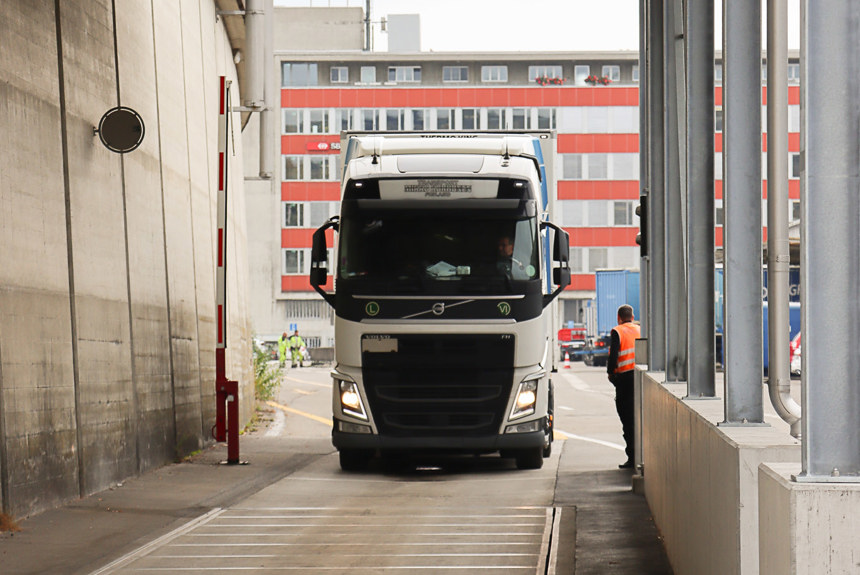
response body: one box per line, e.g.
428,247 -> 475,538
339,449 -> 373,471
515,448 -> 544,470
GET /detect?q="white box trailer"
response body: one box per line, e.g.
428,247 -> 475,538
311,131 -> 570,470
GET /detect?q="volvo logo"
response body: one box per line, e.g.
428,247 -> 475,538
497,302 -> 512,316
431,302 -> 446,316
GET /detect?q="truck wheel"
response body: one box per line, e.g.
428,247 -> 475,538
515,448 -> 544,470
339,449 -> 373,471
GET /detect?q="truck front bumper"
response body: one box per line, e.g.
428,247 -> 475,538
332,424 -> 546,453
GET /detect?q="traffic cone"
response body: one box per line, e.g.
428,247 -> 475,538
564,352 -> 571,369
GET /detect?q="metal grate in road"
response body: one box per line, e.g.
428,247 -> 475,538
102,506 -> 554,574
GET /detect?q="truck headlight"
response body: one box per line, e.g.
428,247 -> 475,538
510,379 -> 539,420
336,377 -> 367,421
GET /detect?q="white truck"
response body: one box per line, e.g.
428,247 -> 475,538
310,131 -> 569,470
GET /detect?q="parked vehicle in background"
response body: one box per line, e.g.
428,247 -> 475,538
595,269 -> 640,337
559,325 -> 587,361
790,332 -> 801,376
582,335 -> 611,367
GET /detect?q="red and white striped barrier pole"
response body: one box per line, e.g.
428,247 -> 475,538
212,76 -> 241,464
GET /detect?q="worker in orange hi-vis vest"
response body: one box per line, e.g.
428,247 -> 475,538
607,304 -> 640,470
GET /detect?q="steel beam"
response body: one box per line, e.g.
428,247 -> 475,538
797,0 -> 860,481
721,0 -> 764,422
663,0 -> 688,382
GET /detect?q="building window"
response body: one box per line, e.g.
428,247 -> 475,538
361,109 -> 378,131
791,153 -> 801,179
334,109 -> 352,132
284,202 -> 304,227
386,109 -> 405,130
388,66 -> 421,83
602,65 -> 621,82
715,202 -> 724,226
309,109 -> 328,134
562,154 -> 583,180
791,200 -> 800,221
283,249 -> 306,275
574,65 -> 591,86
436,108 -> 454,130
309,156 -> 335,180
536,108 -> 556,130
330,66 -> 348,83
529,65 -> 563,82
715,108 -> 723,132
360,66 -> 376,84
282,109 -> 303,134
282,155 -> 304,180
632,64 -> 640,83
588,154 -> 608,179
282,63 -> 318,87
310,202 -> 339,228
512,108 -> 527,130
443,66 -> 469,82
715,63 -> 723,84
614,201 -> 634,226
487,108 -> 506,130
411,109 -> 428,130
588,248 -> 608,271
481,66 -> 508,83
284,299 -> 333,321
788,63 -> 800,83
462,108 -> 478,130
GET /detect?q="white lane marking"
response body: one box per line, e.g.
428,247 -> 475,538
547,507 -> 563,575
557,405 -> 575,411
88,508 -> 224,575
264,407 -> 286,437
554,429 -> 626,451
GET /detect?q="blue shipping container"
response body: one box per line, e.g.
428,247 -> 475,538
595,269 -> 640,336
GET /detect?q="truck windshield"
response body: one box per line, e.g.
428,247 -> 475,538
338,190 -> 540,295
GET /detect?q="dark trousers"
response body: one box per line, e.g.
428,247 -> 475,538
614,370 -> 635,461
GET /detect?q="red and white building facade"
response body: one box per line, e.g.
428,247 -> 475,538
259,41 -> 801,347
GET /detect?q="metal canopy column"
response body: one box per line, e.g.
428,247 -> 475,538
721,0 -> 764,422
685,0 -> 715,397
797,0 -> 860,481
663,0 -> 688,382
645,0 -> 666,372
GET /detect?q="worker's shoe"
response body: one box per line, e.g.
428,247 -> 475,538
618,459 -> 634,469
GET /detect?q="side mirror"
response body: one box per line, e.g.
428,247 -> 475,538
541,221 -> 571,308
310,217 -> 338,307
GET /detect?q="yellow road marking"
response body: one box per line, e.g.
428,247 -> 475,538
553,430 -> 568,440
284,375 -> 330,388
266,400 -> 332,428
294,389 -> 315,396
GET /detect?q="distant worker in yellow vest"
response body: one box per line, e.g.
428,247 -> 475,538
277,332 -> 289,368
607,304 -> 640,469
288,330 -> 305,368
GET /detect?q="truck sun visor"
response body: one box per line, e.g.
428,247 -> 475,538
378,178 -> 500,200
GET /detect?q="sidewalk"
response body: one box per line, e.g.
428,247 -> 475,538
0,435 -> 334,575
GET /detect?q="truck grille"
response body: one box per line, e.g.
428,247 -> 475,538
361,334 -> 515,438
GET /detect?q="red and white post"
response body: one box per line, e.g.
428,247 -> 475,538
213,76 -> 240,464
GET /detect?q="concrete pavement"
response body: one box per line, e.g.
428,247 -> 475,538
1,406 -> 671,574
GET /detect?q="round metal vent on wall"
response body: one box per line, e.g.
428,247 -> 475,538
96,106 -> 145,153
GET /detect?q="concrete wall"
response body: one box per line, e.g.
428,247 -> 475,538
641,371 -> 800,574
760,464 -> 860,575
274,7 -> 364,52
0,0 -> 252,518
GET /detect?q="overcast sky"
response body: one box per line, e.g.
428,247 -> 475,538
275,0 -> 800,53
